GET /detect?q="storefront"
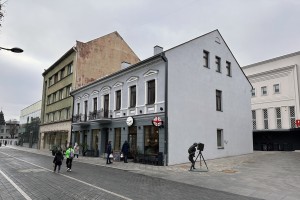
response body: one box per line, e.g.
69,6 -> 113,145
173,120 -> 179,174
71,113 -> 165,165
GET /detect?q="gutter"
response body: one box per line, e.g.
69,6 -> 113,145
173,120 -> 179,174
161,52 -> 168,166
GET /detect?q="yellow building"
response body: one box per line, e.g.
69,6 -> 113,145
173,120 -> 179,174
39,32 -> 140,151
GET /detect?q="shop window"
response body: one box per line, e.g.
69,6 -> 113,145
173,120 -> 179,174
144,125 -> 159,155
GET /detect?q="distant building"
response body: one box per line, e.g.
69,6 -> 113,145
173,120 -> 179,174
243,51 -> 300,151
19,100 -> 42,148
39,31 -> 140,151
0,110 -> 20,145
71,30 -> 253,165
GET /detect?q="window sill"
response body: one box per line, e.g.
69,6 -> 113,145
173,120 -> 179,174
218,147 -> 224,149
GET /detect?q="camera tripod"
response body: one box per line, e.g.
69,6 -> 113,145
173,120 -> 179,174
192,150 -> 208,171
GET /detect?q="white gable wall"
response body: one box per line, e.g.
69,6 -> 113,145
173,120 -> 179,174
165,30 -> 253,165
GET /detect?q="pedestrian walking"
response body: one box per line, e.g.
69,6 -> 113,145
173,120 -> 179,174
53,150 -> 64,173
121,140 -> 129,163
106,141 -> 112,164
65,145 -> 74,172
74,142 -> 79,158
4,141 -> 7,146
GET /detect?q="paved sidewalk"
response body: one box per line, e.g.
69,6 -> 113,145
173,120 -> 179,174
6,146 -> 300,200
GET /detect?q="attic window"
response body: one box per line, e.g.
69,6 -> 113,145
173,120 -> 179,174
215,37 -> 221,44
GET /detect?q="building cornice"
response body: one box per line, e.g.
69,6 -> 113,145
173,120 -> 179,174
243,51 -> 300,69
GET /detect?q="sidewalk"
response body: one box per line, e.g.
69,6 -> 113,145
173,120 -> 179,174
6,146 -> 300,200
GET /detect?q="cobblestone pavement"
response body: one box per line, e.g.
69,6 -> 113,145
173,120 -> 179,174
6,146 -> 300,200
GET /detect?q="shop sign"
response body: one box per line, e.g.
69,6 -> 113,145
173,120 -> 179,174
152,116 -> 163,127
296,119 -> 300,127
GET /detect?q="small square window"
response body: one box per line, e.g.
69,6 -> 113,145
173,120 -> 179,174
261,86 -> 267,95
274,84 -> 280,94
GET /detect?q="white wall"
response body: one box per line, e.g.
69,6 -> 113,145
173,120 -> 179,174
243,53 -> 300,130
166,30 -> 253,165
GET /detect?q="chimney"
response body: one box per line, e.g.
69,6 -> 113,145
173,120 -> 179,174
121,61 -> 131,70
154,45 -> 163,55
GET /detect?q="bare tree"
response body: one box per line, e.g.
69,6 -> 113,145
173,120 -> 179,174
7,120 -> 19,139
0,1 -> 6,28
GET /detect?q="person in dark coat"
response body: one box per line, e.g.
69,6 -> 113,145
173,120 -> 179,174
53,150 -> 64,173
121,140 -> 130,163
106,141 -> 112,164
188,143 -> 197,170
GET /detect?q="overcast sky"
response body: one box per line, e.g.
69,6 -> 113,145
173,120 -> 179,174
0,0 -> 299,121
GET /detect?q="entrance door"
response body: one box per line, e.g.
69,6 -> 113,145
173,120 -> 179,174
104,94 -> 109,118
128,126 -> 137,158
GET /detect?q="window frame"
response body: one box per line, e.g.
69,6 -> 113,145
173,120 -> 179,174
203,50 -> 209,68
215,56 -> 221,72
147,80 -> 155,105
273,84 -> 280,94
129,85 -> 137,108
115,90 -> 121,110
216,90 -> 222,111
261,86 -> 267,96
217,129 -> 224,149
226,61 -> 231,76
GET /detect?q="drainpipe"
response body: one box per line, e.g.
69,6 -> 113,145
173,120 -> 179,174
161,52 -> 168,166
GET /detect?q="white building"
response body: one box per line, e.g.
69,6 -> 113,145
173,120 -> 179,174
71,30 -> 253,165
243,51 -> 300,151
19,100 -> 42,148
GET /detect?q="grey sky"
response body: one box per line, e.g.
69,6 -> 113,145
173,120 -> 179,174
0,0 -> 299,120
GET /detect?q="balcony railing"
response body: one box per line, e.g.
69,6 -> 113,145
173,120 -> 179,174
72,110 -> 112,123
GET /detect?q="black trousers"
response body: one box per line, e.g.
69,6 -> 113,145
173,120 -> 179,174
189,154 -> 195,168
66,158 -> 73,169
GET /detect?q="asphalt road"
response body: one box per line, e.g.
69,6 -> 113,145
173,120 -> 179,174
0,148 -> 260,200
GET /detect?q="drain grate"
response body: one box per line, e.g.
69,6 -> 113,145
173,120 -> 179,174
221,169 -> 238,173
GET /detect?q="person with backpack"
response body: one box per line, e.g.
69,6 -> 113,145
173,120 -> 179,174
65,145 -> 74,172
53,150 -> 64,173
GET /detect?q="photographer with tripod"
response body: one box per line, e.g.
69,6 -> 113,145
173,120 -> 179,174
188,142 -> 208,171
188,143 -> 197,170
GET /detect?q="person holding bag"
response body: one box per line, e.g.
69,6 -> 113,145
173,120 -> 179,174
121,140 -> 129,163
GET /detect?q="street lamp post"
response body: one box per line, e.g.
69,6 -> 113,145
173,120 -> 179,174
0,46 -> 23,53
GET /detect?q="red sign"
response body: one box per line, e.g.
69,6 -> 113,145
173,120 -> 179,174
296,120 -> 300,127
152,116 -> 163,127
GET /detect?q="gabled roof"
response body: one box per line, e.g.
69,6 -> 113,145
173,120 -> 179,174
165,29 -> 252,87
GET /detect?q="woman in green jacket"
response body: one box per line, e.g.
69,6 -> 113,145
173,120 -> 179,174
65,146 -> 74,172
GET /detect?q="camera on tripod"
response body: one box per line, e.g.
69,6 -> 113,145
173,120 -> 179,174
197,143 -> 204,151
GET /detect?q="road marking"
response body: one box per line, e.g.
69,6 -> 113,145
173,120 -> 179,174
0,169 -> 32,200
0,152 -> 132,200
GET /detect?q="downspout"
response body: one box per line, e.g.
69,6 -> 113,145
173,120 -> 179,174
70,46 -> 77,145
161,52 -> 168,166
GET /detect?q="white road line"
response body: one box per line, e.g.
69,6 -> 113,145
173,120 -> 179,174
0,152 -> 132,200
0,169 -> 32,200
